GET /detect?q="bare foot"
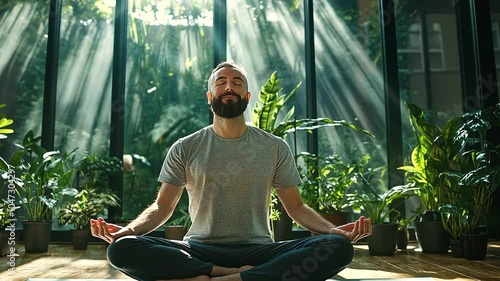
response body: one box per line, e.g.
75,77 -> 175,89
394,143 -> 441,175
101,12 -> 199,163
210,265 -> 240,277
238,265 -> 255,272
210,273 -> 243,281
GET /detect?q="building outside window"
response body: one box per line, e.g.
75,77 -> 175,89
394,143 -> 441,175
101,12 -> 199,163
398,21 -> 445,72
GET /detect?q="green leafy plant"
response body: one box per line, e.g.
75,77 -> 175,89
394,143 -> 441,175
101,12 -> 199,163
353,184 -> 417,224
166,202 -> 192,230
353,169 -> 418,224
0,130 -> 75,221
439,204 -> 468,239
397,207 -> 422,232
251,71 -> 375,221
297,152 -> 368,214
58,188 -> 120,230
0,103 -> 14,140
0,199 -> 19,229
57,153 -> 122,229
452,103 -> 500,233
398,102 -> 463,212
251,71 -> 374,140
401,102 -> 500,234
72,153 -> 122,192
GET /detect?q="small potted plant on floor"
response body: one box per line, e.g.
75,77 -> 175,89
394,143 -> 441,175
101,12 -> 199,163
395,206 -> 422,250
58,188 -> 119,249
352,173 -> 418,256
58,153 -> 122,249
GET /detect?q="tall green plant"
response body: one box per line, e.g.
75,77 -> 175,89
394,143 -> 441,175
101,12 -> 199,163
398,102 -> 463,212
0,131 -> 75,221
252,72 -> 374,139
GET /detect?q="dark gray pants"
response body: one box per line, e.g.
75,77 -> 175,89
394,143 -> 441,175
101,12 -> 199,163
107,235 -> 354,281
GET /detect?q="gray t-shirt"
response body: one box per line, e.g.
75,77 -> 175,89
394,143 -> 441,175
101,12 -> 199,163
158,125 -> 302,244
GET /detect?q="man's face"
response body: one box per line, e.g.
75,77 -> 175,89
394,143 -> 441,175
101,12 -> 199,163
208,67 -> 250,119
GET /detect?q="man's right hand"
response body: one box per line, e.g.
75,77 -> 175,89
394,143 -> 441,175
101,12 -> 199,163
90,217 -> 133,243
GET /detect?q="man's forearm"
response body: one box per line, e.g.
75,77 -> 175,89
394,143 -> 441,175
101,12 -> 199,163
288,204 -> 336,234
126,203 -> 171,235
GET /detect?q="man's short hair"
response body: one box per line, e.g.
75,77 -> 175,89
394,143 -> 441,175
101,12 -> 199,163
207,61 -> 248,92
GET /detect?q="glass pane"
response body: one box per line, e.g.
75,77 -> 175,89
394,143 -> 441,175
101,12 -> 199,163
123,1 -> 213,220
55,2 -> 114,155
429,52 -> 444,69
227,0 -> 306,153
314,1 -> 386,200
397,5 -> 463,123
0,1 -> 48,148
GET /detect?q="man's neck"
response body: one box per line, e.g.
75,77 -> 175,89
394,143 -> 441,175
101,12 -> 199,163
211,116 -> 248,139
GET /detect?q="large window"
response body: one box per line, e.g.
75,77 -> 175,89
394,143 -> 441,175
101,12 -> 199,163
0,2 -> 48,148
314,1 -> 385,202
122,0 -> 212,219
55,1 -> 114,155
396,2 -> 464,214
396,3 -> 463,125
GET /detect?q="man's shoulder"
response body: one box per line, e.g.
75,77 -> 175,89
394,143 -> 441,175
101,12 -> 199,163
178,125 -> 212,143
247,125 -> 285,143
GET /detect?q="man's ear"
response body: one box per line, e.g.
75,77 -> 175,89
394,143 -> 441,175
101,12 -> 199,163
207,91 -> 212,104
246,92 -> 251,100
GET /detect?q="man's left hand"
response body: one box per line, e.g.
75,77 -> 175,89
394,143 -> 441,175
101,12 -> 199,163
329,216 -> 372,243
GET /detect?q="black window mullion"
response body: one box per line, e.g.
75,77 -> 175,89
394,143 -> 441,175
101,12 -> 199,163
41,0 -> 62,151
379,0 -> 405,216
109,0 -> 128,220
304,0 -> 317,156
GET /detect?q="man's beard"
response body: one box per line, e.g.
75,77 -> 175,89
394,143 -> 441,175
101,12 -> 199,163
210,92 -> 249,119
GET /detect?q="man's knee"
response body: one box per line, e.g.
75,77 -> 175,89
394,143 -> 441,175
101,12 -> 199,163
107,235 -> 138,268
314,235 -> 354,267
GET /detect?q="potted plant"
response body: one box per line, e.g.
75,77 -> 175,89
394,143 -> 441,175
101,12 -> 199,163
398,102 -> 463,253
57,152 -> 122,249
58,188 -> 119,249
352,172 -> 417,256
296,152 -> 366,228
0,130 -> 75,253
251,71 -> 374,240
396,207 -> 421,250
453,103 -> 500,260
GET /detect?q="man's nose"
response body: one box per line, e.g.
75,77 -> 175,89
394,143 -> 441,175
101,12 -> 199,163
224,82 -> 234,91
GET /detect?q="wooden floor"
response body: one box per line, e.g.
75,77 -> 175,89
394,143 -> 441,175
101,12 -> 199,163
0,242 -> 499,281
